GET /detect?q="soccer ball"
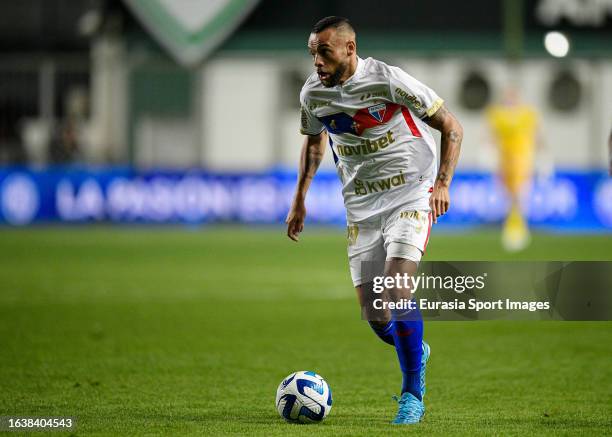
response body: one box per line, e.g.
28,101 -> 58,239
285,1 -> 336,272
275,371 -> 332,423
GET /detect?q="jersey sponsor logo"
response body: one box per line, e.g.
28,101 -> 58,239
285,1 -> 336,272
336,130 -> 395,157
354,171 -> 407,195
399,211 -> 426,233
394,87 -> 423,109
347,224 -> 359,246
359,90 -> 389,101
400,211 -> 420,220
368,103 -> 386,123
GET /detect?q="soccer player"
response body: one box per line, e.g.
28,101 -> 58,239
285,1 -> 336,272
285,17 -> 462,424
486,88 -> 540,251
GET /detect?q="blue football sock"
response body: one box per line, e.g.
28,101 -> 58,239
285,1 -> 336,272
390,304 -> 423,399
401,371 -> 421,399
368,321 -> 394,346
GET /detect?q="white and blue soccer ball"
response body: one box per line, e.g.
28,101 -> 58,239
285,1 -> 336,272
275,371 -> 332,423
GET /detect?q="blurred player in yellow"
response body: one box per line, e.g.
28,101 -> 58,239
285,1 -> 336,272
486,88 -> 539,251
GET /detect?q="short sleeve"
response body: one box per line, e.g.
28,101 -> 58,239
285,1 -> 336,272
388,66 -> 444,119
299,91 -> 325,135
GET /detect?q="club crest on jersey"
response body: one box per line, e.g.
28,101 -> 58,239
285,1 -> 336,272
368,103 -> 386,123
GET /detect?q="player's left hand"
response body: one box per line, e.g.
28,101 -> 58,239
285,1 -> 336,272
429,181 -> 450,224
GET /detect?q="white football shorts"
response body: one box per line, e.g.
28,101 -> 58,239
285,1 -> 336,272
347,206 -> 432,287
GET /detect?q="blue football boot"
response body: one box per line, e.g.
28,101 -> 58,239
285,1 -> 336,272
392,341 -> 430,424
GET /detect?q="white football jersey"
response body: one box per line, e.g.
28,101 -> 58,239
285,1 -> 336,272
300,57 -> 443,223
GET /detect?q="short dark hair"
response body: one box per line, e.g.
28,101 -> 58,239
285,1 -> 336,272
312,16 -> 354,34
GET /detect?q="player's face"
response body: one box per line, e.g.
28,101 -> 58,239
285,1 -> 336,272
308,29 -> 350,87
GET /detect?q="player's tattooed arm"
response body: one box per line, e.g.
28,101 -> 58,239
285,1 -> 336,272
299,132 -> 327,183
424,104 -> 463,223
286,131 -> 328,241
426,105 -> 463,185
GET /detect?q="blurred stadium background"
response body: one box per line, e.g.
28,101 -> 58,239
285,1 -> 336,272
0,0 -> 610,231
0,2 -> 611,435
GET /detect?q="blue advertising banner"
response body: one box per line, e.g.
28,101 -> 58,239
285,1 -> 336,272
0,167 -> 610,230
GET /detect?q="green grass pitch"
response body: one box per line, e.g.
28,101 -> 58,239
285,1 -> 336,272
0,227 -> 610,436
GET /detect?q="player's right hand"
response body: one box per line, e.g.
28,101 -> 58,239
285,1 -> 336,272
286,202 -> 306,242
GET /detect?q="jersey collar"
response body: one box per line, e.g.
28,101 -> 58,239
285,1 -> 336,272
341,56 -> 364,87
